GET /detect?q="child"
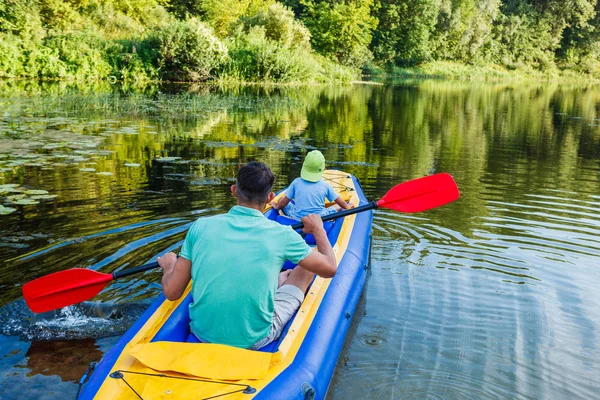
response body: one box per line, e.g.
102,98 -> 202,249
270,150 -> 353,219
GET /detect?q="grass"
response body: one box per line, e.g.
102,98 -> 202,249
371,61 -> 600,83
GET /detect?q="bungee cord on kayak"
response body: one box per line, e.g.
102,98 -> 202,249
107,370 -> 256,400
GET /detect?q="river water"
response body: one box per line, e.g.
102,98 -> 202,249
0,80 -> 599,399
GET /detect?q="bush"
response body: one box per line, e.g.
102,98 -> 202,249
301,0 -> 377,68
223,25 -> 358,83
224,26 -> 316,82
105,40 -> 159,84
41,32 -> 112,80
238,3 -> 311,49
0,34 -> 26,77
148,18 -> 228,81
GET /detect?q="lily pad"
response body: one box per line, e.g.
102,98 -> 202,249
12,198 -> 39,205
155,157 -> 182,163
6,194 -> 27,201
0,205 -> 17,215
0,184 -> 19,192
79,168 -> 96,172
25,190 -> 49,195
30,194 -> 58,200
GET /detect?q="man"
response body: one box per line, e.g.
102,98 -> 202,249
157,161 -> 337,349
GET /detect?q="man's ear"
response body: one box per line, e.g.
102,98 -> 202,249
231,185 -> 237,198
266,192 -> 275,203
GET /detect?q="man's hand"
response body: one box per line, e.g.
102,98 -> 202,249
268,201 -> 279,210
157,252 -> 178,274
159,253 -> 192,301
301,214 -> 324,235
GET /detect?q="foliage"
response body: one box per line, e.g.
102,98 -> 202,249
299,0 -> 377,68
223,4 -> 357,83
198,0 -> 275,37
2,0 -> 600,81
372,0 -> 439,66
148,18 -> 228,81
238,3 -> 311,49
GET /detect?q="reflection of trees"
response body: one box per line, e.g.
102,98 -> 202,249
26,339 -> 103,382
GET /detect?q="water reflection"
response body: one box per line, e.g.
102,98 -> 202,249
0,80 -> 599,399
26,339 -> 102,382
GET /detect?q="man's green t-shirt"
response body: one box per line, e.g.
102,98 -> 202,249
180,205 -> 312,348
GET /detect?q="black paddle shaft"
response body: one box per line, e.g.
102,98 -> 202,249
112,261 -> 158,280
290,201 -> 378,230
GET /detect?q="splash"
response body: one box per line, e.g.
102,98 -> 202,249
0,299 -> 150,341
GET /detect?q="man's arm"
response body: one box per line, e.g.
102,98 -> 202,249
297,214 -> 337,278
157,252 -> 192,300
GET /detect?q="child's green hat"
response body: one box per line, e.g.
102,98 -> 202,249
301,150 -> 325,182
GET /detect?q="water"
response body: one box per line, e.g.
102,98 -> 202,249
0,80 -> 599,399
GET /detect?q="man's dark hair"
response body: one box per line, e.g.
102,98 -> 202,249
236,161 -> 275,204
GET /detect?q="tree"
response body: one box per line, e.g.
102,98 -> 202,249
300,0 -> 377,68
372,0 -> 439,65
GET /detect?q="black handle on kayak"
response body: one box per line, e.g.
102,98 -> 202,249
290,201 -> 378,230
112,261 -> 159,280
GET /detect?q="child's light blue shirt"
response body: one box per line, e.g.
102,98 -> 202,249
285,177 -> 339,218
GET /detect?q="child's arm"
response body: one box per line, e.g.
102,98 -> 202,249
334,196 -> 354,210
270,195 -> 291,211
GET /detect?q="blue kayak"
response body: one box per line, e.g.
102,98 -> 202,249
79,170 -> 373,400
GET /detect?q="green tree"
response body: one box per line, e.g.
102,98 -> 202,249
300,0 -> 377,68
372,0 -> 439,66
432,0 -> 500,62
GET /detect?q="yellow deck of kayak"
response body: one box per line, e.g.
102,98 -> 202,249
93,170 -> 359,399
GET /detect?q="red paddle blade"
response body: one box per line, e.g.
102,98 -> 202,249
377,173 -> 460,212
22,269 -> 113,313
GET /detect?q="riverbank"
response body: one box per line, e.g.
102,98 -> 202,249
369,61 -> 599,83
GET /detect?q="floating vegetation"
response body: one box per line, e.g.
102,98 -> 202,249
6,194 -> 27,201
124,163 -> 141,167
96,171 -> 114,176
155,157 -> 182,163
0,184 -> 21,194
25,190 -> 49,195
30,194 -> 58,200
190,177 -> 235,186
12,198 -> 39,205
79,168 -> 96,172
328,160 -> 379,167
0,185 -> 57,209
0,205 -> 17,215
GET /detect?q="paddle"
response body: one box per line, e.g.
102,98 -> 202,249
22,173 -> 459,313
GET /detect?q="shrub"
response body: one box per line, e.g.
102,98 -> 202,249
41,32 -> 112,80
148,18 -> 228,81
224,26 -> 316,83
0,34 -> 26,77
238,3 -> 311,49
223,25 -> 358,83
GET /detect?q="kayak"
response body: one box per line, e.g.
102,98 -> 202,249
78,169 -> 373,400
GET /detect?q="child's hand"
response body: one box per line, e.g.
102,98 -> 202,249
346,202 -> 355,209
269,201 -> 279,210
